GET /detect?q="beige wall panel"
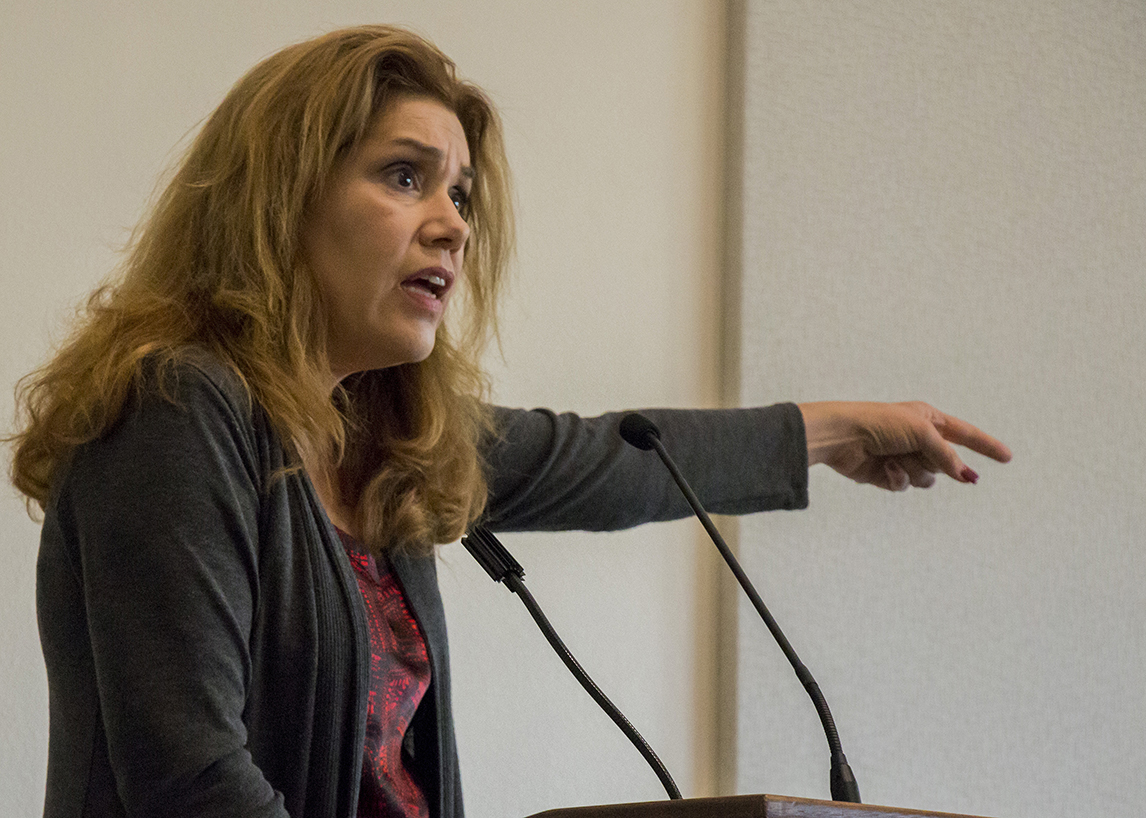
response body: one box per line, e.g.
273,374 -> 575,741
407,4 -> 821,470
731,2 -> 1145,817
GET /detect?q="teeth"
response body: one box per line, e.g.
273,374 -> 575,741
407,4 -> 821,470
404,273 -> 448,298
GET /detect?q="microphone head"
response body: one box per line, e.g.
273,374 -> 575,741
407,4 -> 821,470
619,413 -> 661,450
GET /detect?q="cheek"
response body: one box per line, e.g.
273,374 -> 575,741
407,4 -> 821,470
302,202 -> 354,280
329,206 -> 386,260
312,182 -> 403,253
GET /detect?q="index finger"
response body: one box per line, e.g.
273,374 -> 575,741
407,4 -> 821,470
934,412 -> 1012,463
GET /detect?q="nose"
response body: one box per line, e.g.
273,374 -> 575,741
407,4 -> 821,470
421,187 -> 470,253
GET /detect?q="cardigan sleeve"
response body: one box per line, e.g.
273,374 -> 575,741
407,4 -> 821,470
38,362 -> 289,818
481,403 -> 809,532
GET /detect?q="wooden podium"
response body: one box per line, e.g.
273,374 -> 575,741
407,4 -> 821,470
527,794 -> 992,818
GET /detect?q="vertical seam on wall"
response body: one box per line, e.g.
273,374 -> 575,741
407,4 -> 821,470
715,0 -> 749,798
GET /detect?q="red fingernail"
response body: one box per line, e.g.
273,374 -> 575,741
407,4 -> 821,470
961,466 -> 979,484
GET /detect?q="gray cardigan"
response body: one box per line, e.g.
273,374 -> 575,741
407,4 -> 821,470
36,355 -> 808,818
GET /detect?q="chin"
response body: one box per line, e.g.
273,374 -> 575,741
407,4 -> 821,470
333,326 -> 441,377
377,334 -> 438,370
402,333 -> 439,364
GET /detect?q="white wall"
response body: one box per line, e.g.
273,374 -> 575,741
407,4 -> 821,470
0,2 -> 726,816
731,2 -> 1145,817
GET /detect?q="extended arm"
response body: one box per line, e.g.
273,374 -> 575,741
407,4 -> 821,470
480,400 -> 1010,533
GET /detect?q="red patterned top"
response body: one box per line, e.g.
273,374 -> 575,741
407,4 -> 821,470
336,529 -> 432,818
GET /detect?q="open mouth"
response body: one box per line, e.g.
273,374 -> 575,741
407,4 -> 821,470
402,269 -> 453,299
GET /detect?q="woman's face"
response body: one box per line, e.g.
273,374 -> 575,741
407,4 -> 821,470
302,95 -> 472,384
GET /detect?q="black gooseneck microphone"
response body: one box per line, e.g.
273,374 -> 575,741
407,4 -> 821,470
618,412 -> 862,804
461,525 -> 683,801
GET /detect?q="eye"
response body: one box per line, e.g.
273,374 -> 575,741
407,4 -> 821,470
450,186 -> 471,217
386,162 -> 419,191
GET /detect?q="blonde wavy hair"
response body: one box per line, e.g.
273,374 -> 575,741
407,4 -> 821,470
8,25 -> 514,555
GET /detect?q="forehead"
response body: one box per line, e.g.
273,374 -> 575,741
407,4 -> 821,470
363,96 -> 471,164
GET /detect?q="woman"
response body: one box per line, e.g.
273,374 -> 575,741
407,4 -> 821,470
8,25 -> 1010,818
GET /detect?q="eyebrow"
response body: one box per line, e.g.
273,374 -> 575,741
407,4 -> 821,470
390,137 -> 475,181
